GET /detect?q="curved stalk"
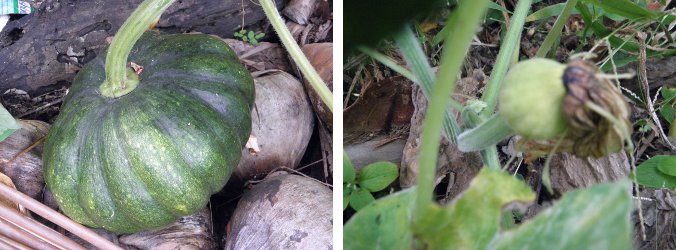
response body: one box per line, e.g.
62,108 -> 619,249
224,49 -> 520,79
99,0 -> 176,98
413,0 -> 489,227
457,113 -> 515,152
259,0 -> 333,112
535,0 -> 578,58
480,0 -> 532,117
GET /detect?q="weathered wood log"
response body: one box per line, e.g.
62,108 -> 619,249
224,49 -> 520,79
0,0 -> 284,95
633,189 -> 676,250
549,152 -> 630,195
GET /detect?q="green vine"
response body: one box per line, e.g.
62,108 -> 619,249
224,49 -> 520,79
99,0 -> 176,98
259,0 -> 333,112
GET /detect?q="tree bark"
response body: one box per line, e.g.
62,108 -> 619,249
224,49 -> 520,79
0,0 -> 284,95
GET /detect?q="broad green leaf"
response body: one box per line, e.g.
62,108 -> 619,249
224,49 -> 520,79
489,181 -> 633,250
343,152 -> 356,183
526,3 -> 580,22
655,156 -> 676,177
415,168 -> 535,249
349,187 -> 376,211
344,188 -> 415,250
0,104 -> 20,142
662,87 -> 676,102
633,155 -> 676,189
581,0 -> 658,21
357,161 -> 398,192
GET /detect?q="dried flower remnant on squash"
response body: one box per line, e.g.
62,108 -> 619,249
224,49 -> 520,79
561,59 -> 631,158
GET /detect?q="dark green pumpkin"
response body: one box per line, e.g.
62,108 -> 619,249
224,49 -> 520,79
43,32 -> 254,233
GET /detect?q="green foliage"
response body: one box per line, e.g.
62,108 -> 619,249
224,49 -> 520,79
0,103 -> 20,142
343,158 -> 399,211
233,29 -> 265,45
358,162 -> 400,192
414,168 -> 535,249
349,188 -> 376,211
633,155 -> 676,189
489,181 -> 634,250
659,87 -> 676,124
345,168 -> 633,249
348,1 -> 643,248
580,0 -> 658,21
344,188 -> 415,250
526,3 -> 579,22
636,119 -> 653,133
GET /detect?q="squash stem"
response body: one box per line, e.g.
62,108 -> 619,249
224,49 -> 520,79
411,0 -> 489,229
259,0 -> 333,112
99,0 -> 176,98
457,113 -> 515,152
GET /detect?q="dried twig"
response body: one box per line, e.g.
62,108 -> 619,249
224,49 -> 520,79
0,183 -> 122,250
0,205 -> 86,250
0,217 -> 59,250
637,32 -> 676,151
4,136 -> 45,165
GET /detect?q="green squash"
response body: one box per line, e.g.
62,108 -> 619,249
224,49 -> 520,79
43,32 -> 254,233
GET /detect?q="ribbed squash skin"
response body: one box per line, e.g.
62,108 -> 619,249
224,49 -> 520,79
43,32 -> 254,233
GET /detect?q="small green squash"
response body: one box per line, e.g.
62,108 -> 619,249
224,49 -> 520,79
43,32 -> 254,233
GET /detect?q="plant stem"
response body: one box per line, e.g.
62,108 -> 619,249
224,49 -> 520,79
463,109 -> 501,169
481,0 -> 532,117
357,46 -> 418,83
259,0 -> 333,112
535,0 -> 578,58
457,113 -> 514,152
412,0 -> 489,227
394,28 -> 462,144
99,0 -> 176,98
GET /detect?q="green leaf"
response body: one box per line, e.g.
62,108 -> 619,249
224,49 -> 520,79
415,168 -> 535,249
357,161 -> 398,192
344,188 -> 415,250
489,181 -> 633,250
526,3 -> 579,22
576,3 -> 676,57
255,33 -> 265,39
344,184 -> 354,210
581,0 -> 658,21
655,156 -> 676,177
662,87 -> 676,101
343,152 -> 356,183
660,87 -> 676,124
487,1 -> 512,14
633,155 -> 676,189
0,104 -> 20,142
349,187 -> 376,211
